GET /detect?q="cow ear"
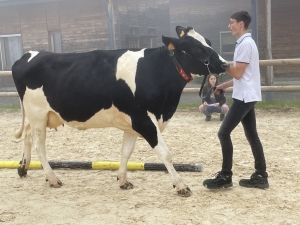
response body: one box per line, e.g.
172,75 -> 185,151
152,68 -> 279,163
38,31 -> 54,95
205,38 -> 212,47
162,36 -> 177,50
176,26 -> 186,37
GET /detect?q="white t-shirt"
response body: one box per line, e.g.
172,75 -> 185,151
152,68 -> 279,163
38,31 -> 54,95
232,33 -> 262,102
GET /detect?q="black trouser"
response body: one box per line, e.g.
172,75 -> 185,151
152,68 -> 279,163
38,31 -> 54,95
218,98 -> 266,174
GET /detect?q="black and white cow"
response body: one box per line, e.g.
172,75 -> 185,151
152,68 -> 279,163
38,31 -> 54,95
12,26 -> 227,197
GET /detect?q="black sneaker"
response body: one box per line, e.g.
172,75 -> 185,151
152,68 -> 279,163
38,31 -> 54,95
203,171 -> 233,189
205,116 -> 211,121
220,113 -> 225,121
239,172 -> 269,189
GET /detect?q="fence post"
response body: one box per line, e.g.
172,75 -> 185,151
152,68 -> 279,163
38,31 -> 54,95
265,0 -> 274,101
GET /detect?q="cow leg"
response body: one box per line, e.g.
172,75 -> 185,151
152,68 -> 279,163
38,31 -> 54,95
18,123 -> 32,177
152,132 -> 192,197
117,132 -> 137,189
144,114 -> 192,197
31,121 -> 62,188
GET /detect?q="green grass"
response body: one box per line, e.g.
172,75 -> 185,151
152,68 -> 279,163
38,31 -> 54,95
178,100 -> 300,111
0,101 -> 300,113
0,103 -> 21,112
255,100 -> 300,110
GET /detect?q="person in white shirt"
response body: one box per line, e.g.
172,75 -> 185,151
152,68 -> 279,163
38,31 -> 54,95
203,11 -> 269,190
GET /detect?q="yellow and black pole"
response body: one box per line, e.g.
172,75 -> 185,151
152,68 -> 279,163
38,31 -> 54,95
0,161 -> 202,172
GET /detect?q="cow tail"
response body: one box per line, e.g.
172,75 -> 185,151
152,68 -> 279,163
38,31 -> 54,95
14,98 -> 25,139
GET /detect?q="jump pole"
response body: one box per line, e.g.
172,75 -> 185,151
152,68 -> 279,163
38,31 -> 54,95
0,161 -> 202,172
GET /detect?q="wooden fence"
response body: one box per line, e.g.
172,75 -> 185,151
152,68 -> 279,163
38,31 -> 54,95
1,58 -> 300,97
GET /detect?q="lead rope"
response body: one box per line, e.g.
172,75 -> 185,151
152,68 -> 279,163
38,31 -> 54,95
199,74 -> 208,98
198,61 -> 212,98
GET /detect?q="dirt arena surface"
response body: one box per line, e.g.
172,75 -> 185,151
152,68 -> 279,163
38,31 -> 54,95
0,109 -> 299,224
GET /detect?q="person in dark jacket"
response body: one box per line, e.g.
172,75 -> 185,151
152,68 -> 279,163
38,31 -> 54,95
199,74 -> 229,121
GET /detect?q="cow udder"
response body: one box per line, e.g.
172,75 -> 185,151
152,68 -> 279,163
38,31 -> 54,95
47,111 -> 64,129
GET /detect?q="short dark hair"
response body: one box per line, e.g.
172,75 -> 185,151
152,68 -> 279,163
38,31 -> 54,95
231,11 -> 251,29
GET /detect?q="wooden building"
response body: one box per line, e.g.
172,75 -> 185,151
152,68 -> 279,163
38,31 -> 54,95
0,0 -> 170,71
0,0 -> 299,84
257,0 -> 300,83
169,0 -> 251,62
113,0 -> 169,50
169,0 -> 300,84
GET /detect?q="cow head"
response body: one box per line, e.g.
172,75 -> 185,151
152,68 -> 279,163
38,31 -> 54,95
162,26 -> 227,76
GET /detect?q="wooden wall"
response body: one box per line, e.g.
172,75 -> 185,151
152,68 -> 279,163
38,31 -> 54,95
114,0 -> 170,49
58,0 -> 108,53
169,0 -> 251,61
169,0 -> 300,80
18,4 -> 49,52
0,0 -> 170,54
257,0 -> 300,78
0,6 -> 21,35
0,0 -> 109,55
1,0 -> 299,80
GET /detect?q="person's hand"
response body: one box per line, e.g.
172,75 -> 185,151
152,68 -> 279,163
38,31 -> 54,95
213,86 -> 223,95
214,103 -> 219,107
221,62 -> 230,71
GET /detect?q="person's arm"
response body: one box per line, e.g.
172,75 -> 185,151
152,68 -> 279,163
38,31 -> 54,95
215,62 -> 247,93
221,40 -> 251,79
215,61 -> 247,91
213,79 -> 233,96
226,62 -> 248,80
218,79 -> 233,90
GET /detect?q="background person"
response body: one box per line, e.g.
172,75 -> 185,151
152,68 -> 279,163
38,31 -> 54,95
199,74 -> 229,121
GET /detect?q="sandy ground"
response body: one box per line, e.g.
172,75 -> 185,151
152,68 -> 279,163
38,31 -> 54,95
0,108 -> 300,225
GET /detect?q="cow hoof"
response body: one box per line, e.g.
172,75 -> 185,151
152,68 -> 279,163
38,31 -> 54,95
46,176 -> 63,188
120,181 -> 134,190
48,180 -> 63,188
49,183 -> 62,188
177,187 -> 192,197
17,166 -> 27,177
